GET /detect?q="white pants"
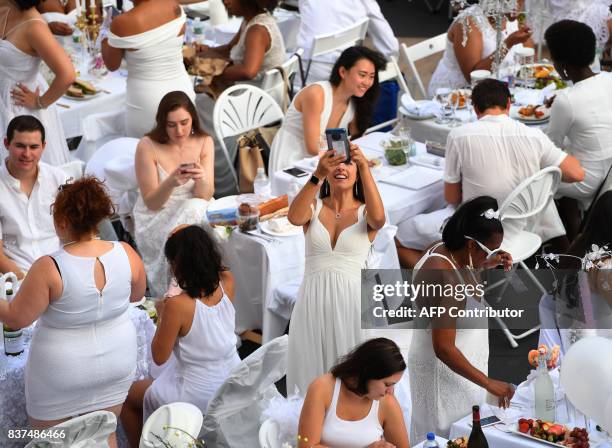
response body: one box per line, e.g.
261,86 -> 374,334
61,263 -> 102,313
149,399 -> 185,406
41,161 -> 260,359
556,157 -> 612,209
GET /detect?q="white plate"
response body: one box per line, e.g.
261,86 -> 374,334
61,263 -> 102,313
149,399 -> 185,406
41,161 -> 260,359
510,105 -> 551,123
260,219 -> 302,237
207,195 -> 239,212
63,90 -> 101,101
509,421 -> 572,447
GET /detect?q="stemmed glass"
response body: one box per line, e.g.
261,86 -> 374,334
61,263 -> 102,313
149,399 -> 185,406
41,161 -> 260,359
447,91 -> 462,128
434,88 -> 452,125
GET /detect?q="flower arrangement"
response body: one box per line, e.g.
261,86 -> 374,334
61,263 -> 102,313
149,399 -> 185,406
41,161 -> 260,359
528,344 -> 560,369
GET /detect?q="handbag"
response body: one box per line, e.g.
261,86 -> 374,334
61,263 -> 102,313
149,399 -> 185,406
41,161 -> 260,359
237,130 -> 274,193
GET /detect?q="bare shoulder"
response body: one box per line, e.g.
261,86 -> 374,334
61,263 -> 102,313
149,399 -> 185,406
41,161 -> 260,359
379,392 -> 402,415
295,83 -> 325,110
307,373 -> 336,399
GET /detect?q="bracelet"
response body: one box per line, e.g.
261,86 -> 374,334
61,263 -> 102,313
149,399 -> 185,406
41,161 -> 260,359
36,95 -> 46,110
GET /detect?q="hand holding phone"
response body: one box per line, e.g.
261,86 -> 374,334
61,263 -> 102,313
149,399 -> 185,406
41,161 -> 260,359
325,128 -> 351,163
180,162 -> 196,173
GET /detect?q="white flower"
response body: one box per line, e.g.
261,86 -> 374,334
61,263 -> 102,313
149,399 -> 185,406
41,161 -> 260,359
481,209 -> 500,220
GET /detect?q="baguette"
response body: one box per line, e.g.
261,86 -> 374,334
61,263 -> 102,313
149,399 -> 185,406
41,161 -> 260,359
258,195 -> 288,216
66,85 -> 84,98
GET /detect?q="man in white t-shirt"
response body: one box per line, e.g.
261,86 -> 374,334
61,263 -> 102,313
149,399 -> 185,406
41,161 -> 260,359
0,116 -> 69,279
396,79 -> 584,267
298,0 -> 399,83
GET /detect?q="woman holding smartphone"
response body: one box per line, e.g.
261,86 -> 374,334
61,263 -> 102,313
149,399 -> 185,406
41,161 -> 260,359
268,45 -> 386,174
133,91 -> 214,297
286,142 -> 386,396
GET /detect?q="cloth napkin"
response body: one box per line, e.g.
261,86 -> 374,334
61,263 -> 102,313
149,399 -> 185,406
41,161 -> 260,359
401,92 -> 441,117
410,153 -> 445,170
513,367 -> 565,408
513,84 -> 557,105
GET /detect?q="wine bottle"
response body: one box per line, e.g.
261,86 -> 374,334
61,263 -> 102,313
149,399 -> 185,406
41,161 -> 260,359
3,287 -> 24,356
467,405 -> 489,448
534,349 -> 555,421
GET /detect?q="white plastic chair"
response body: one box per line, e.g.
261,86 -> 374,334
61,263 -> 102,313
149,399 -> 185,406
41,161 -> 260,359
140,402 -> 204,448
25,411 -> 116,447
400,34 -> 447,99
258,419 -> 281,448
260,48 -> 304,109
201,335 -> 288,447
488,166 -> 562,348
303,18 -> 369,85
365,55 -> 410,134
213,85 -> 285,190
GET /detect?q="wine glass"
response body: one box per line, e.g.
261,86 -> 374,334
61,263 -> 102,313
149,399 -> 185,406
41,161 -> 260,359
434,87 -> 452,125
447,91 -> 462,128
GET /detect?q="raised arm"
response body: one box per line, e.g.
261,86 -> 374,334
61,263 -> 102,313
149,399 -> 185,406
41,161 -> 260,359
348,144 -> 385,231
101,15 -> 126,71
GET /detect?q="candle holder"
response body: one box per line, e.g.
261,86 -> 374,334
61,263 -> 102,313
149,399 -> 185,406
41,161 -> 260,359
73,5 -> 102,74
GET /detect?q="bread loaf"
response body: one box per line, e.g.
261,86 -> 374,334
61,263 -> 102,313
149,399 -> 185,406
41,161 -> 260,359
258,195 -> 288,216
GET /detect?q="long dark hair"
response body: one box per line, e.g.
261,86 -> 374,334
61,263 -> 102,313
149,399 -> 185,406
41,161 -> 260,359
442,196 -> 504,251
329,46 -> 387,137
164,225 -> 226,298
319,166 -> 366,203
569,191 -> 612,258
331,338 -> 406,396
147,91 -> 205,144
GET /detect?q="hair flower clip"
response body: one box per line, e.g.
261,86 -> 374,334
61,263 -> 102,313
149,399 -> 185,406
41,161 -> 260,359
481,209 -> 500,220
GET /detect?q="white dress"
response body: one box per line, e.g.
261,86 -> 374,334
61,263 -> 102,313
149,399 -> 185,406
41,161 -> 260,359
25,242 -> 137,420
268,81 -> 354,173
143,285 -> 241,420
408,243 -> 488,443
286,199 -> 372,396
132,164 -> 209,297
428,5 -> 520,96
107,9 -> 195,138
0,17 -> 70,166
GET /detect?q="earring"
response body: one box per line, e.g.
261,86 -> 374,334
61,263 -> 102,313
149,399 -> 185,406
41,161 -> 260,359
563,68 -> 569,78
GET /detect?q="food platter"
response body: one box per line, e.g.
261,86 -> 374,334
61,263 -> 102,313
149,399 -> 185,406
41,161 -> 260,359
511,418 -> 589,448
510,105 -> 551,124
63,79 -> 101,101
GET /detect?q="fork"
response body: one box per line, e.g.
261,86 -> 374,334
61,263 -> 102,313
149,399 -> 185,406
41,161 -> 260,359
241,229 -> 277,244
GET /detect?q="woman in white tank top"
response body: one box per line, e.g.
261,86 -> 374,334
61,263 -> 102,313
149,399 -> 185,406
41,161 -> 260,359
0,177 -> 146,448
120,225 -> 240,448
268,46 -> 386,174
298,338 -> 409,448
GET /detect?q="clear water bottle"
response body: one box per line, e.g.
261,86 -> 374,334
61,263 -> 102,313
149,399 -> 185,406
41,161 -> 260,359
534,349 -> 555,421
424,432 -> 440,447
192,17 -> 205,45
253,167 -> 271,200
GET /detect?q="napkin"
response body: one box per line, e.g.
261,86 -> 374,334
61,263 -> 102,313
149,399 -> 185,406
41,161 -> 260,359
401,93 -> 441,117
513,83 -> 557,106
513,367 -> 565,408
410,154 -> 445,170
380,166 -> 443,190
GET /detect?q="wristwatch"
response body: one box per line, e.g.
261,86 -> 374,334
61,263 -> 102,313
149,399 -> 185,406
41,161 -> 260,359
309,174 -> 321,186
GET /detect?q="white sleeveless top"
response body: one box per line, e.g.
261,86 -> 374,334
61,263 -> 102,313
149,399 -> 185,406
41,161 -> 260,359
268,81 -> 355,173
320,377 -> 383,448
42,242 -> 132,328
229,12 -> 286,80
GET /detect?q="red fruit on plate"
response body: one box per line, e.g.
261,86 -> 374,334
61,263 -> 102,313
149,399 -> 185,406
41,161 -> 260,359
519,422 -> 530,433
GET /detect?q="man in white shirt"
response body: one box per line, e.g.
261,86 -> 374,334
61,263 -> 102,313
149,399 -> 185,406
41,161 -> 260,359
298,0 -> 399,83
396,79 -> 584,267
0,116 -> 69,279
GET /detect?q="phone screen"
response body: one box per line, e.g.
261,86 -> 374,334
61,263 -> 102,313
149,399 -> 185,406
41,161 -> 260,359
283,167 -> 309,177
325,128 -> 350,162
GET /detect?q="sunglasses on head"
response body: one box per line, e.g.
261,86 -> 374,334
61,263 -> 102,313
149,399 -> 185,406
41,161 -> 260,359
465,236 -> 502,260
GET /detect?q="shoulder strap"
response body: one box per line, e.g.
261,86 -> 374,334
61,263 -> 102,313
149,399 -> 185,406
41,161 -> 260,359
4,17 -> 46,39
329,377 -> 341,411
48,255 -> 63,279
0,8 -> 10,38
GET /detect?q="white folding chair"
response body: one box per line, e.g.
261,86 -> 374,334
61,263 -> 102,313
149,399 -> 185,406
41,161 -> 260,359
140,402 -> 203,448
25,411 -> 116,447
400,34 -> 447,99
364,55 -> 410,134
258,419 -> 281,448
213,85 -> 285,190
303,18 -> 369,85
260,48 -> 304,109
488,166 -> 562,348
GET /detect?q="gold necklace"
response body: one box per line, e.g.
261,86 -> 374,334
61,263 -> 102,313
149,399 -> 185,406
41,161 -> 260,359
62,236 -> 101,247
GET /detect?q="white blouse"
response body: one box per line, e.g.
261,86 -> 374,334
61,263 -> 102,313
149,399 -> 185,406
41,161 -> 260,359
547,73 -> 612,162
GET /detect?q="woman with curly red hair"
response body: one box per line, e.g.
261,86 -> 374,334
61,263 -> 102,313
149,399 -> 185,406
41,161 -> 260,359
0,176 -> 146,448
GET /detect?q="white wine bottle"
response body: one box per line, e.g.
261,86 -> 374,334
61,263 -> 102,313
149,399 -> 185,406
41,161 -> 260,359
2,284 -> 23,356
534,349 -> 555,421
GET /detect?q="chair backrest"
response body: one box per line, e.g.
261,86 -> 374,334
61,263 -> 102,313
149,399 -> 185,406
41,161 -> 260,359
499,166 -> 562,233
213,85 -> 285,188
25,411 -> 116,448
400,33 -> 447,99
260,48 -> 305,109
378,55 -> 409,94
258,419 -> 281,448
201,335 -> 288,448
140,402 -> 204,448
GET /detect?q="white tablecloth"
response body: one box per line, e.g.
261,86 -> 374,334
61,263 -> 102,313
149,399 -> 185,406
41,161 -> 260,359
0,306 -> 155,448
58,71 -> 127,139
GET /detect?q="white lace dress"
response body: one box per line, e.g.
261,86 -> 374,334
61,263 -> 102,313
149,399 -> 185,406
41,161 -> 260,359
132,164 -> 209,297
0,17 -> 70,166
408,243 -> 489,443
286,199 -> 372,396
107,9 -> 195,138
428,5 -> 520,96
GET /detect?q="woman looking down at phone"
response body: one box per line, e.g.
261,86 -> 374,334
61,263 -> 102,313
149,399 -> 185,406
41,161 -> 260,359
268,46 -> 386,174
286,142 -> 386,396
408,196 -> 515,443
133,91 -> 214,297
